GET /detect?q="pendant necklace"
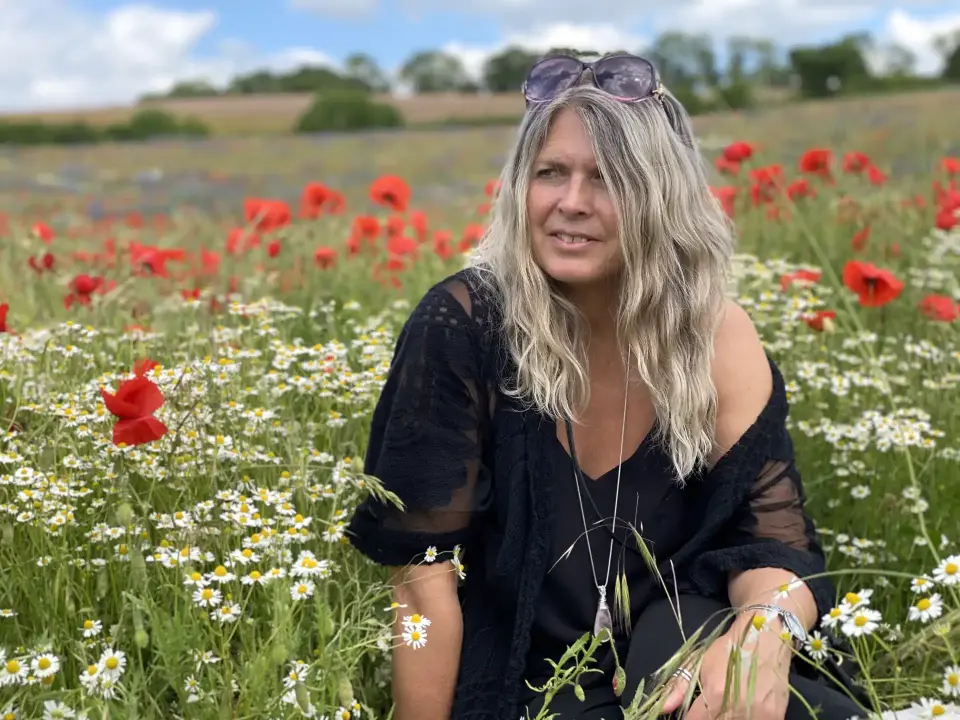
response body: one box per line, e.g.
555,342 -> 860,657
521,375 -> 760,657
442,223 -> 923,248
567,352 -> 630,642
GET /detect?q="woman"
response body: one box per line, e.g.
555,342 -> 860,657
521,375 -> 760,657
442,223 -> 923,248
348,53 -> 867,720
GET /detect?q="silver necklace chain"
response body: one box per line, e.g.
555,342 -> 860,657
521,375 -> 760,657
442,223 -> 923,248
570,355 -> 630,637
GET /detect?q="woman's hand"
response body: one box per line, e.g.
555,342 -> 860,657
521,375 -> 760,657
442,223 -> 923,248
661,617 -> 793,720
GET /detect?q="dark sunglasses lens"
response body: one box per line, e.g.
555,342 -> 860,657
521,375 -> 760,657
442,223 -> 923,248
594,56 -> 656,98
525,57 -> 583,101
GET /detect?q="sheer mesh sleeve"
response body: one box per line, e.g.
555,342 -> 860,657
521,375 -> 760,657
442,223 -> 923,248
688,457 -> 835,621
346,281 -> 492,568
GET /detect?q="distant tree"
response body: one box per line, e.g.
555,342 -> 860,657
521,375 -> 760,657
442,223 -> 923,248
789,35 -> 871,98
227,70 -> 284,94
881,42 -> 918,76
482,46 -> 540,92
343,52 -> 391,92
399,50 -> 473,92
644,32 -> 708,88
165,80 -> 220,98
944,44 -> 960,82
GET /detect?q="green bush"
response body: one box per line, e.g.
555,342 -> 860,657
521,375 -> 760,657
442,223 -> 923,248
0,110 -> 210,146
716,81 -> 756,111
295,90 -> 403,133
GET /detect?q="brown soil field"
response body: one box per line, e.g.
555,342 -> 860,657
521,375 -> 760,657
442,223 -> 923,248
1,92 -> 529,135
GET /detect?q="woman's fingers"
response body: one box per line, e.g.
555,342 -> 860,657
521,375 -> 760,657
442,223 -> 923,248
661,668 -> 695,714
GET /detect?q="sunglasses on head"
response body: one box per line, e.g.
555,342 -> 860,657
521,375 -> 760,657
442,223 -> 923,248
522,53 -> 665,105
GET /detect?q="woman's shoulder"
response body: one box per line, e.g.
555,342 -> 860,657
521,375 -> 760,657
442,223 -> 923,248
411,266 -> 502,329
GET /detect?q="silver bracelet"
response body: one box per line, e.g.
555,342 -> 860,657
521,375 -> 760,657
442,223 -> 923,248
738,603 -> 807,644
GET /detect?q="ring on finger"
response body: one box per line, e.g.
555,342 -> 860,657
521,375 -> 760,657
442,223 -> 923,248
671,667 -> 694,683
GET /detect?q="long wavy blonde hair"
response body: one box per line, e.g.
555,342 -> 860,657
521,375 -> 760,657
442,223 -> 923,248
470,84 -> 736,481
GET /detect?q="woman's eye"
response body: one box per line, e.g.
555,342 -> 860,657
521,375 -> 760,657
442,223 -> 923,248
536,167 -> 560,178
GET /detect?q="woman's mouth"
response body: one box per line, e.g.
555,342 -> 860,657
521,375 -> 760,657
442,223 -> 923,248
551,232 -> 598,244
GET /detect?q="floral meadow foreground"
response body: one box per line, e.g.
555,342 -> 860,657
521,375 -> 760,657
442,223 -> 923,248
0,139 -> 959,720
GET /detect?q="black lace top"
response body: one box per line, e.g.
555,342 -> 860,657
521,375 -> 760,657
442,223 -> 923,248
347,268 -> 838,720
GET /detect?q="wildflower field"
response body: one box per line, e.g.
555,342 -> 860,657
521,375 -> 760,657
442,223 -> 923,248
1,89 -> 960,720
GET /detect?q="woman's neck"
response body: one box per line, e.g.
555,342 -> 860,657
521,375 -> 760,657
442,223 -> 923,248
563,281 -> 620,342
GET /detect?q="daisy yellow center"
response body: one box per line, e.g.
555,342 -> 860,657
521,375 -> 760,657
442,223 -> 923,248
221,607 -> 232,615
303,558 -> 317,569
202,589 -> 214,600
341,712 -> 351,720
214,565 -> 227,577
249,571 -> 261,580
4,712 -> 15,720
844,592 -> 861,605
829,608 -> 841,618
410,631 -> 421,641
948,674 -> 958,687
5,659 -> 19,673
778,583 -> 790,593
105,657 -> 119,670
297,584 -> 308,594
854,615 -> 868,627
242,549 -> 253,558
751,616 -> 766,630
87,665 -> 98,676
410,614 -> 422,624
945,563 -> 958,575
932,705 -> 945,717
38,657 -> 51,670
191,572 -> 202,582
916,598 -> 932,611
83,620 -> 94,629
810,638 -> 823,650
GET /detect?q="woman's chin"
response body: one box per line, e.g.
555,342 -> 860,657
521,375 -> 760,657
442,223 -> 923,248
539,257 -> 615,287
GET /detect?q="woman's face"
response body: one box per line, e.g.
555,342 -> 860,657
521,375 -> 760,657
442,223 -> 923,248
527,107 -> 621,288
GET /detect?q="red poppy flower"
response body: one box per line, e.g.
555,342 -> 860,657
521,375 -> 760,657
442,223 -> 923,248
799,149 -> 832,176
101,375 -> 168,446
0,303 -> 10,334
780,269 -> 821,292
918,295 -> 959,322
723,141 -> 754,163
842,261 -> 904,307
802,310 -> 836,332
314,246 -> 337,269
369,175 -> 411,213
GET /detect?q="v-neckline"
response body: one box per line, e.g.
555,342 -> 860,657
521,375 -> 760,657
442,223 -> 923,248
551,419 -> 658,483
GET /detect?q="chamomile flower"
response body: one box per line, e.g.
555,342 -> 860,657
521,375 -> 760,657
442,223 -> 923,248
908,594 -> 944,623
933,556 -> 960,586
840,607 -> 882,638
943,666 -> 960,699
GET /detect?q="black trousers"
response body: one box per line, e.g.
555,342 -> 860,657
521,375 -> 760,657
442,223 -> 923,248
521,595 -> 866,720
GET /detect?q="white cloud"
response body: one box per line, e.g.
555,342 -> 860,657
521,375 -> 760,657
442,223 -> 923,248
443,22 -> 648,81
289,0 -> 379,20
0,1 -> 338,112
880,8 -> 960,73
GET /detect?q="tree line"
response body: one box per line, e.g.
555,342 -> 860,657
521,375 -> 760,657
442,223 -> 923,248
142,29 -> 960,107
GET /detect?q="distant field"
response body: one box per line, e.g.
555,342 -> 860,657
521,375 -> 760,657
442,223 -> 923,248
1,92 -> 530,135
0,86 -> 816,136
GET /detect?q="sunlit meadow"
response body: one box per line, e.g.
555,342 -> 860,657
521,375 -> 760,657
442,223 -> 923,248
1,93 -> 960,720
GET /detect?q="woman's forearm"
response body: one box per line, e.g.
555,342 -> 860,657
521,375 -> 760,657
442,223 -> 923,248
727,567 -> 818,634
391,565 -> 463,720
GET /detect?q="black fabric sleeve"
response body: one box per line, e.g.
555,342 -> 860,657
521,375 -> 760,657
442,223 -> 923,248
688,452 -> 835,624
346,282 -> 492,567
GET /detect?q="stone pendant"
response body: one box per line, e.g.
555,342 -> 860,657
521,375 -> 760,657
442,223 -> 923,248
593,587 -> 613,641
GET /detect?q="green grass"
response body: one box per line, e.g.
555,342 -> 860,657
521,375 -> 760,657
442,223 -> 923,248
0,92 -> 959,719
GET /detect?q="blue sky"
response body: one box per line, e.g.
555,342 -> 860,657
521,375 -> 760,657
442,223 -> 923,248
76,0 -> 510,70
0,0 -> 958,111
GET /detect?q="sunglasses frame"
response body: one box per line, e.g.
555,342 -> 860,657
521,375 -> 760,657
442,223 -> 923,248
522,52 -> 666,106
